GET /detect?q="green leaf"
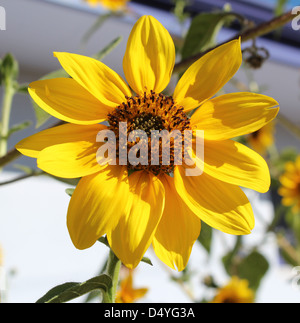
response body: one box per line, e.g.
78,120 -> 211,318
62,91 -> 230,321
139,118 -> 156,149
223,249 -> 269,291
237,251 -> 269,291
65,188 -> 75,197
36,274 -> 112,303
141,256 -> 153,266
6,120 -> 32,138
181,12 -> 235,60
32,100 -> 54,129
197,221 -> 212,253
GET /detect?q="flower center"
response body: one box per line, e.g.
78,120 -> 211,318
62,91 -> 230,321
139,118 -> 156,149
131,112 -> 165,135
107,91 -> 191,175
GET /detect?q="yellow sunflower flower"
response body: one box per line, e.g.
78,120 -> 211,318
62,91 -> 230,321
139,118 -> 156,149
16,16 -> 279,271
84,0 -> 129,11
116,269 -> 148,303
247,122 -> 275,156
278,156 -> 300,213
212,276 -> 255,303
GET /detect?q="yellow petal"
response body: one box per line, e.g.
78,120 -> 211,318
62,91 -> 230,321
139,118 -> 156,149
67,165 -> 130,250
152,174 -> 201,271
107,171 -> 165,269
174,166 -> 254,235
28,78 -> 111,125
16,123 -> 105,159
202,139 -> 271,193
284,161 -> 297,173
191,92 -> 279,140
281,196 -> 297,207
278,187 -> 298,198
123,15 -> 175,95
279,174 -> 298,189
17,123 -> 105,178
174,39 -> 242,112
54,52 -> 131,107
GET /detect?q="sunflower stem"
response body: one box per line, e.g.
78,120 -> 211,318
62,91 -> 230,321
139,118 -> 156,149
0,79 -> 15,169
104,248 -> 121,303
173,10 -> 297,74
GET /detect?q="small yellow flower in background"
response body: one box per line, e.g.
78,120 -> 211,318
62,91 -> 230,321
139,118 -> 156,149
212,276 -> 255,303
116,269 -> 148,303
84,0 -> 129,11
278,156 -> 300,213
247,122 -> 275,156
16,16 -> 279,271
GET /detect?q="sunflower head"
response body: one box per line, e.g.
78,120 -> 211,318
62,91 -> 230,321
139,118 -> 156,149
107,91 -> 191,175
278,156 -> 300,214
212,276 -> 255,303
15,15 -> 279,271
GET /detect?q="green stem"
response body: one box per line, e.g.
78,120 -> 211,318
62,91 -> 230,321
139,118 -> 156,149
173,10 -> 296,74
0,147 -> 21,169
0,80 -> 15,159
104,249 -> 121,303
0,120 -> 65,170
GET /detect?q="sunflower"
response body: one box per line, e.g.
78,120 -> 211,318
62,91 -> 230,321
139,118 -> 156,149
212,277 -> 255,303
278,156 -> 300,213
84,0 -> 129,11
16,16 -> 279,271
246,122 -> 275,156
116,269 -> 148,303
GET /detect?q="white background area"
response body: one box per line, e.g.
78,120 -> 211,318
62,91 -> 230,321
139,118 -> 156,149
0,0 -> 300,303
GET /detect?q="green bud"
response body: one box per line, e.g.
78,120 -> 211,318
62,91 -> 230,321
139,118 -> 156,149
0,53 -> 19,85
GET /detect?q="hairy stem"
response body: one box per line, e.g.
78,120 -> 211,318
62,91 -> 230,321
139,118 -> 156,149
0,81 -> 15,159
104,249 -> 121,303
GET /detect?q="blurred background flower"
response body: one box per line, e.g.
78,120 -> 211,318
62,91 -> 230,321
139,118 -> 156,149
246,122 -> 275,156
278,156 -> 300,214
84,0 -> 129,11
116,268 -> 148,303
212,276 -> 255,303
